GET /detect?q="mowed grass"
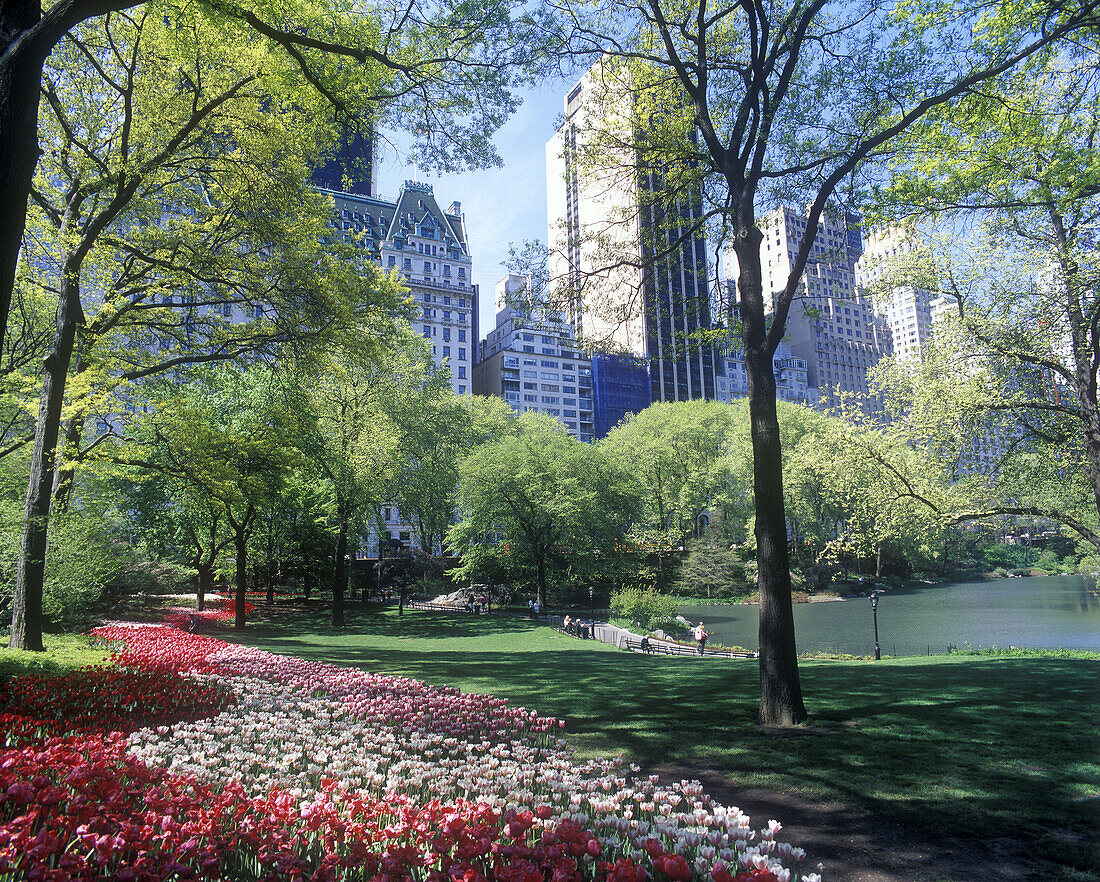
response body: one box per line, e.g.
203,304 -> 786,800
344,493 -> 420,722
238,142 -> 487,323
227,604 -> 1100,880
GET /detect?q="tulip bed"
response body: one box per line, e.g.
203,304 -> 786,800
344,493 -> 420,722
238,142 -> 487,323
163,597 -> 254,631
0,623 -> 819,882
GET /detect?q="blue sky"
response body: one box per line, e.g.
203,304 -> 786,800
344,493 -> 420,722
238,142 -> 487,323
375,80 -> 570,335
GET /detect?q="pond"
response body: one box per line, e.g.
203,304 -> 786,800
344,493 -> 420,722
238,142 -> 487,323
678,574 -> 1100,656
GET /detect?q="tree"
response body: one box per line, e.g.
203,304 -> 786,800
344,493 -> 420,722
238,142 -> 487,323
383,355 -> 468,560
294,328 -> 423,627
544,0 -> 1100,725
783,405 -> 950,581
448,413 -> 639,606
121,452 -> 234,613
871,47 -> 1100,553
124,366 -> 302,628
602,400 -> 744,590
675,529 -> 748,599
0,0 -> 540,362
8,4 -> 405,649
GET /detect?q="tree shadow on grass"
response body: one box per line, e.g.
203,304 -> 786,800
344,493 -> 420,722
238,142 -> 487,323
224,606 -> 1100,880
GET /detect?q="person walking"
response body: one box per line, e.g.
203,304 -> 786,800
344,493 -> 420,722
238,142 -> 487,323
693,621 -> 707,655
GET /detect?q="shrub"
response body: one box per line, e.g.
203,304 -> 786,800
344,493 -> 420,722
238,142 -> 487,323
0,507 -> 131,631
610,586 -> 680,632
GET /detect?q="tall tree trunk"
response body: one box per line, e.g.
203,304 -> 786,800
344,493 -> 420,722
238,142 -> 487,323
234,529 -> 249,628
535,553 -> 547,609
1053,208 -> 1100,526
9,265 -> 81,650
0,12 -> 44,353
332,515 -> 348,627
196,561 -> 211,612
738,229 -> 807,727
51,339 -> 86,513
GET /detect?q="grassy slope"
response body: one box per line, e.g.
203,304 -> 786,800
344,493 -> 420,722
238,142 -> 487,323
0,633 -> 115,680
227,604 -> 1099,880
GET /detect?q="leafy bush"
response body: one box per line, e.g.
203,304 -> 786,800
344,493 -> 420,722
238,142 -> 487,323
610,586 -> 680,632
0,506 -> 132,631
1034,549 -> 1064,574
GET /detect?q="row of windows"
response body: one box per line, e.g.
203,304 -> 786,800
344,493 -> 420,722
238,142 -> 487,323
422,293 -> 468,307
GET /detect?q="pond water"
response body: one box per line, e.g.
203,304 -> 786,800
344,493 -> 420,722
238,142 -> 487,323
678,574 -> 1100,655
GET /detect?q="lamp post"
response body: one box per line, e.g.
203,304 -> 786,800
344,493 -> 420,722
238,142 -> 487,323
589,586 -> 595,639
869,592 -> 881,660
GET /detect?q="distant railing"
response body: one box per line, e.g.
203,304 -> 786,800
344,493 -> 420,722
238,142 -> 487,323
618,636 -> 756,659
406,600 -> 485,613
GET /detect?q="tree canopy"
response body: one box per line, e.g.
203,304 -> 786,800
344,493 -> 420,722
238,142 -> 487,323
540,0 -> 1100,724
448,413 -> 639,606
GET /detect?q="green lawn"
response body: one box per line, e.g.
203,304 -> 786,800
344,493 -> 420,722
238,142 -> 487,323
225,603 -> 1100,881
0,633 -> 116,680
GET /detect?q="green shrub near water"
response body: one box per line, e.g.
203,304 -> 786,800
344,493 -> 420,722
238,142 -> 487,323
609,585 -> 680,632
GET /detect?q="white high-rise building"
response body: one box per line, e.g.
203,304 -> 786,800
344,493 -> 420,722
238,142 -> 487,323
857,226 -> 933,364
545,62 -> 719,404
728,205 -> 891,412
474,274 -> 595,441
323,180 -> 478,395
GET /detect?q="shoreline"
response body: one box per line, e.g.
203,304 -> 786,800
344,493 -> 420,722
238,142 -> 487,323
677,568 -> 1092,607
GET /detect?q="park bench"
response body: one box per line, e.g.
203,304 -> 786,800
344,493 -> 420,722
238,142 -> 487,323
620,636 -> 756,659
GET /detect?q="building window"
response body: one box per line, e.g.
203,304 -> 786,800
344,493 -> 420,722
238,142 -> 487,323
443,346 -> 451,357
458,366 -> 466,379
423,325 -> 431,337
458,348 -> 465,360
388,255 -> 396,266
458,330 -> 466,342
403,258 -> 412,270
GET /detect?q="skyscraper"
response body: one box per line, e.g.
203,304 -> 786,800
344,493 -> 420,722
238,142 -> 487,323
322,180 -> 477,395
857,225 -> 933,364
732,205 -> 891,411
312,126 -> 376,197
545,63 -> 718,405
474,274 -> 596,440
